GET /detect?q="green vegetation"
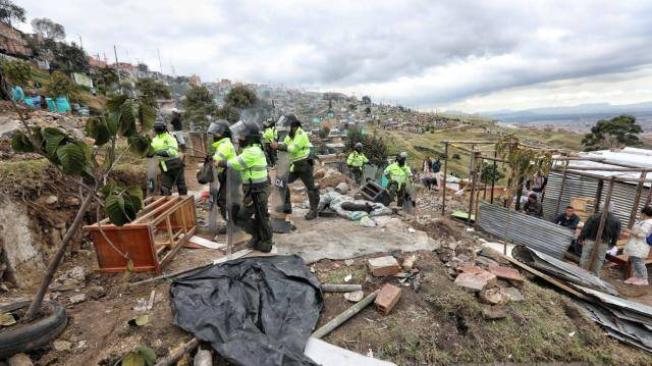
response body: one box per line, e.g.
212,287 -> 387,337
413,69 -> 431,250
136,78 -> 171,106
582,114 -> 642,151
45,70 -> 77,99
224,84 -> 257,109
182,85 -> 216,130
376,122 -> 582,179
31,17 -> 65,40
1,59 -> 32,86
346,127 -> 389,167
92,67 -> 119,96
0,0 -> 25,25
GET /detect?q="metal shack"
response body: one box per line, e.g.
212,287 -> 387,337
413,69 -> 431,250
544,147 -> 652,229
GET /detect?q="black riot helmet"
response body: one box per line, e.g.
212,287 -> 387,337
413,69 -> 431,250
286,114 -> 301,138
397,152 -> 408,166
231,120 -> 261,147
153,121 -> 166,134
207,119 -> 231,140
354,142 -> 363,152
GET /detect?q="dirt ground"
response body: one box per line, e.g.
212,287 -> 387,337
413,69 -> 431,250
2,161 -> 652,365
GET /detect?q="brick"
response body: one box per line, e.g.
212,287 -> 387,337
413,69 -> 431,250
454,271 -> 497,292
367,256 -> 401,277
457,265 -> 484,275
488,265 -> 524,283
374,283 -> 402,315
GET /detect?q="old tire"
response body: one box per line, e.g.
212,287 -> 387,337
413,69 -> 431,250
0,301 -> 68,359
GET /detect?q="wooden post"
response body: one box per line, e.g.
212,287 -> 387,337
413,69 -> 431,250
585,177 -> 615,275
490,151 -> 497,204
628,170 -> 648,229
468,150 -> 477,222
154,338 -> 200,366
481,157 -> 488,200
593,179 -> 604,214
554,160 -> 569,217
312,290 -> 379,339
441,142 -> 449,216
645,183 -> 652,208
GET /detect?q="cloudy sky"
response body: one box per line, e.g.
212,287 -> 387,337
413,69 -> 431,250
16,0 -> 652,112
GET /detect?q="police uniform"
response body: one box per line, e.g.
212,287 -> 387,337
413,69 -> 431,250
346,151 -> 369,185
212,136 -> 236,219
150,132 -> 187,195
384,162 -> 412,204
281,127 -> 320,217
262,125 -> 278,166
228,143 -> 273,252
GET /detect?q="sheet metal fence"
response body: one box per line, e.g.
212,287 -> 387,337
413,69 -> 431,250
478,202 -> 574,259
543,172 -> 651,225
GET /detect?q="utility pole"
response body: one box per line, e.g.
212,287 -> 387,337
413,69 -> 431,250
113,45 -> 121,82
157,48 -> 164,75
78,35 -> 83,49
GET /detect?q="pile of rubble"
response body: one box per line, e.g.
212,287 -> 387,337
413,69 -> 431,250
0,106 -> 86,141
437,238 -> 527,319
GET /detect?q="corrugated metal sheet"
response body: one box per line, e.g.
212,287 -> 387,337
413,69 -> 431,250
478,202 -> 574,259
512,246 -> 617,295
543,172 -> 651,224
543,172 -> 599,221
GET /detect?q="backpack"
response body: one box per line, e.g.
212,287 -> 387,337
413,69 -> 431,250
196,159 -> 214,184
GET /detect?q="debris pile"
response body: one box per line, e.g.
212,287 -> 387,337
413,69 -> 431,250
0,106 -> 86,141
439,242 -> 527,309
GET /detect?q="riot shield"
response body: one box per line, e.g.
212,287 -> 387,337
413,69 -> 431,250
146,157 -> 159,195
270,116 -> 292,232
403,181 -> 417,215
363,164 -> 379,184
225,121 -> 247,255
207,158 -> 220,234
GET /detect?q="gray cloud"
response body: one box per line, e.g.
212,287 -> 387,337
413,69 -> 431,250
17,0 -> 652,108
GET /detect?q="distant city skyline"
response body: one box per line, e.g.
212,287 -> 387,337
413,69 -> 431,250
16,0 -> 652,113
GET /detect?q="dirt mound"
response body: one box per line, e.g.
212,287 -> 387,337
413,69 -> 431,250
315,167 -> 354,189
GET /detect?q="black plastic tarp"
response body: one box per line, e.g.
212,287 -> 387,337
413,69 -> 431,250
170,255 -> 323,366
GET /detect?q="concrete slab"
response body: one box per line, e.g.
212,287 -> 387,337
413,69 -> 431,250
275,216 -> 439,264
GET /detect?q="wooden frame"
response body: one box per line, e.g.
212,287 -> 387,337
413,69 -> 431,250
83,196 -> 197,273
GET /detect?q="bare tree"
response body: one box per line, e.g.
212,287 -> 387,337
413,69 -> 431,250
31,17 -> 66,40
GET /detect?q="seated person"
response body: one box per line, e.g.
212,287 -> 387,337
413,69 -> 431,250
554,206 -> 580,230
522,192 -> 543,218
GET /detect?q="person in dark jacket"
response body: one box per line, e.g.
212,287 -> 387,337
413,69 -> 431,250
555,206 -> 580,231
523,193 -> 543,218
169,109 -> 186,151
578,202 -> 622,276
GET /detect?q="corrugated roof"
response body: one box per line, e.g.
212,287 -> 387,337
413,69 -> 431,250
562,147 -> 652,185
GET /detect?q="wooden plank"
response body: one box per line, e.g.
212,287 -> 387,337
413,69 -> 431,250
151,198 -> 191,226
133,197 -> 181,224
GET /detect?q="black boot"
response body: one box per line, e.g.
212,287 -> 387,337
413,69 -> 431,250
304,209 -> 318,220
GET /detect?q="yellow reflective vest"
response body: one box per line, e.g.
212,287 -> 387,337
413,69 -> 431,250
150,132 -> 178,172
283,128 -> 312,163
228,144 -> 268,184
347,151 -> 369,168
262,126 -> 278,144
212,137 -> 236,174
384,162 -> 412,187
